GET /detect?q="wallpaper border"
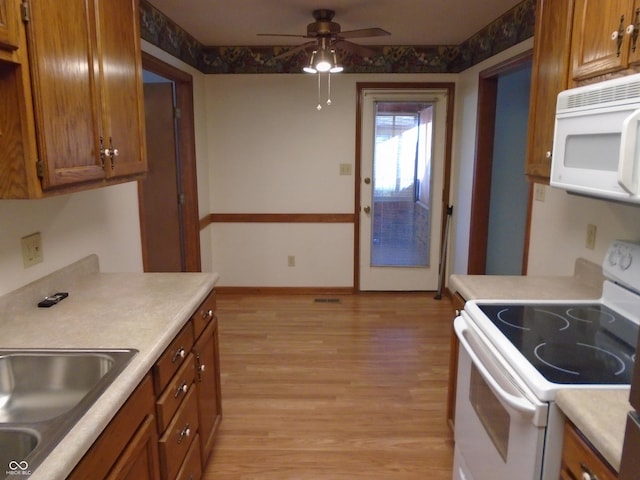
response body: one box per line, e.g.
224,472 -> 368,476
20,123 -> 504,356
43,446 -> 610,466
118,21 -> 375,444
139,0 -> 534,74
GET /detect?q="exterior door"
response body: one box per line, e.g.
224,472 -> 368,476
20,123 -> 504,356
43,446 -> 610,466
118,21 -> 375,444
139,81 -> 184,272
359,88 -> 449,291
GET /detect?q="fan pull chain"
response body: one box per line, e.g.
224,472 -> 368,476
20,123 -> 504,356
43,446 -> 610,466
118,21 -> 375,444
327,72 -> 332,106
316,73 -> 322,110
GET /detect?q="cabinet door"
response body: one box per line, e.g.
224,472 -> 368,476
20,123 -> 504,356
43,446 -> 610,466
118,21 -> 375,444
193,318 -> 222,468
525,0 -> 574,180
571,0 -> 635,81
0,0 -> 20,52
68,375 -> 159,480
24,0 -> 105,189
106,414 -> 161,480
95,0 -> 147,178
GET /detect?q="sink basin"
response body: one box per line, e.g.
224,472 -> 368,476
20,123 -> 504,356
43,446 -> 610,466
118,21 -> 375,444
0,428 -> 38,475
0,349 -> 137,479
0,352 -> 120,423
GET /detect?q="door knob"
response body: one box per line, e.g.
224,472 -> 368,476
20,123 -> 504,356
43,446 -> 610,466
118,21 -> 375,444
364,177 -> 371,184
363,206 -> 371,214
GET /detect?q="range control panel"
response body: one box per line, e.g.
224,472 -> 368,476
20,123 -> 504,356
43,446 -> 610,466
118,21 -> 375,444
604,240 -> 640,291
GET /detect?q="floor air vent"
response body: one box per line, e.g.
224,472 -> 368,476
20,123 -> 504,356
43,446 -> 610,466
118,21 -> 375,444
314,298 -> 341,303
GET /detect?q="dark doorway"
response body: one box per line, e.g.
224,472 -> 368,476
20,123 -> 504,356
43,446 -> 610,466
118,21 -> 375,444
467,51 -> 533,275
139,53 -> 201,272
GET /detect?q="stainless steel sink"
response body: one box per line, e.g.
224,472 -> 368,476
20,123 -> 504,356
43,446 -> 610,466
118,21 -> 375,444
0,428 -> 38,475
0,349 -> 137,479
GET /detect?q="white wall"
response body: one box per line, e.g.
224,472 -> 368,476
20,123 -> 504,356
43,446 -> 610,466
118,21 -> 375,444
204,72 -> 455,287
0,182 -> 142,296
528,184 -> 640,275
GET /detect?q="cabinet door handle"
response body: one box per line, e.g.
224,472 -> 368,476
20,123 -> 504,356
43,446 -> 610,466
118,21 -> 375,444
201,309 -> 213,321
612,15 -> 625,56
629,8 -> 640,52
174,382 -> 188,398
178,423 -> 191,444
172,347 -> 186,363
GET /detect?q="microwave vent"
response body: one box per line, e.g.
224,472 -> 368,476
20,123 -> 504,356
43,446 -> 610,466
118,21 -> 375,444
560,80 -> 640,110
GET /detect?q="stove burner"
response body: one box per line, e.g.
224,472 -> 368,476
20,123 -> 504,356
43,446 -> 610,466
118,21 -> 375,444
496,307 -> 570,331
534,342 -> 626,378
566,306 -> 616,324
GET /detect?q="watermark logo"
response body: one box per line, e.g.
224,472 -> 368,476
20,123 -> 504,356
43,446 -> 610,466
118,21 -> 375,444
6,460 -> 31,476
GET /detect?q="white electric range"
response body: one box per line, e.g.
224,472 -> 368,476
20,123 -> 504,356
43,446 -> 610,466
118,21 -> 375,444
453,240 -> 640,480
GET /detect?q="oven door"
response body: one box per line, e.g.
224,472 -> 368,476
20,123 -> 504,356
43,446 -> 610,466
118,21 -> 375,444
453,314 -> 549,480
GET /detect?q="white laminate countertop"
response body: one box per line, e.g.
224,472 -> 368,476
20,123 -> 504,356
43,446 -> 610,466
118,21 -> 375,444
0,255 -> 219,480
449,259 -> 604,301
555,389 -> 631,472
449,259 -> 631,472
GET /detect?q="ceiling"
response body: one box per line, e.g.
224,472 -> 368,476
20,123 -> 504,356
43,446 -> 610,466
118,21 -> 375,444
147,0 -> 523,47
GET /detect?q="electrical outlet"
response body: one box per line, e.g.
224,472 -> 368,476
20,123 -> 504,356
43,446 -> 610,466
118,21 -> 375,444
586,224 -> 597,250
339,163 -> 352,176
534,184 -> 546,202
288,255 -> 295,267
21,232 -> 43,267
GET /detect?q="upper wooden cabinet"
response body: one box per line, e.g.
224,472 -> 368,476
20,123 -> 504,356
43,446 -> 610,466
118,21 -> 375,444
571,0 -> 640,82
525,0 -> 575,181
0,0 -> 20,55
0,0 -> 146,198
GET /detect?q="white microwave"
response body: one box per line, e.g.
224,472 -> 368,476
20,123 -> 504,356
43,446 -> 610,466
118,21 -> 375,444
551,73 -> 640,204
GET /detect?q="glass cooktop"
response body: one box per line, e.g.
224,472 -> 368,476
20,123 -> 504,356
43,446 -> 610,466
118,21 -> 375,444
478,303 -> 639,385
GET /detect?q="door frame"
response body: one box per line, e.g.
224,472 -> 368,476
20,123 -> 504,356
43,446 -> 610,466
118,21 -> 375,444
354,82 -> 455,291
139,52 -> 201,272
467,51 -> 533,275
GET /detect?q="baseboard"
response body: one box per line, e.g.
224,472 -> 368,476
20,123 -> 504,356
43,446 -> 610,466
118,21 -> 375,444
215,286 -> 356,295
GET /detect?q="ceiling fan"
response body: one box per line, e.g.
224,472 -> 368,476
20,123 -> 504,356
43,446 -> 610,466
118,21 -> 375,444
258,9 -> 391,60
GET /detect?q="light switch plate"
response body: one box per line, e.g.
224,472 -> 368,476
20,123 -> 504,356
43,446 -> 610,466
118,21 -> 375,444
21,232 -> 43,267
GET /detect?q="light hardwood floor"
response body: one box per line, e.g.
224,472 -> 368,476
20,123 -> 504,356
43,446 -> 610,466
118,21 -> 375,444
204,293 -> 455,479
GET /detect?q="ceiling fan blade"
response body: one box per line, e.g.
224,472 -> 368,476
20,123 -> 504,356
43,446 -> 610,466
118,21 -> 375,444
257,33 -> 310,38
272,41 -> 316,60
339,27 -> 391,39
335,40 -> 378,58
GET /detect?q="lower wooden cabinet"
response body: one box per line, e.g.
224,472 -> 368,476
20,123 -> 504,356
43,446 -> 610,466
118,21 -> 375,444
193,313 -> 222,467
68,288 -> 222,480
68,374 -> 160,480
158,386 -> 200,480
560,421 -> 617,480
447,292 -> 465,432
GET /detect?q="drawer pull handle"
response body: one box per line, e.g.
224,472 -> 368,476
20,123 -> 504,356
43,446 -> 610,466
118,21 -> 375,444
580,462 -> 599,480
174,382 -> 188,398
172,347 -> 186,363
202,309 -> 213,320
178,423 -> 191,444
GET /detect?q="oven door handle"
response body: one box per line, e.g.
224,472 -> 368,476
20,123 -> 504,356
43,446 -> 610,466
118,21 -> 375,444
455,317 -> 546,423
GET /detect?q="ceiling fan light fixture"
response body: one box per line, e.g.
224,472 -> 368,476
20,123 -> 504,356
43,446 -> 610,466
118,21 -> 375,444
329,49 -> 343,73
303,50 -> 318,73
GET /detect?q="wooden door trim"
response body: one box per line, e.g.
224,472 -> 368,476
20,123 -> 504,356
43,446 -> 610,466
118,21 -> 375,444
355,82 -> 455,291
140,52 -> 201,272
467,50 -> 533,275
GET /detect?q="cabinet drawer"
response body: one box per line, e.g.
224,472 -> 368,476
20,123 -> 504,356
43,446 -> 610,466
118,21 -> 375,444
156,352 -> 196,433
175,434 -> 202,480
561,421 -> 617,480
154,322 -> 194,394
192,290 -> 216,339
158,386 -> 200,480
